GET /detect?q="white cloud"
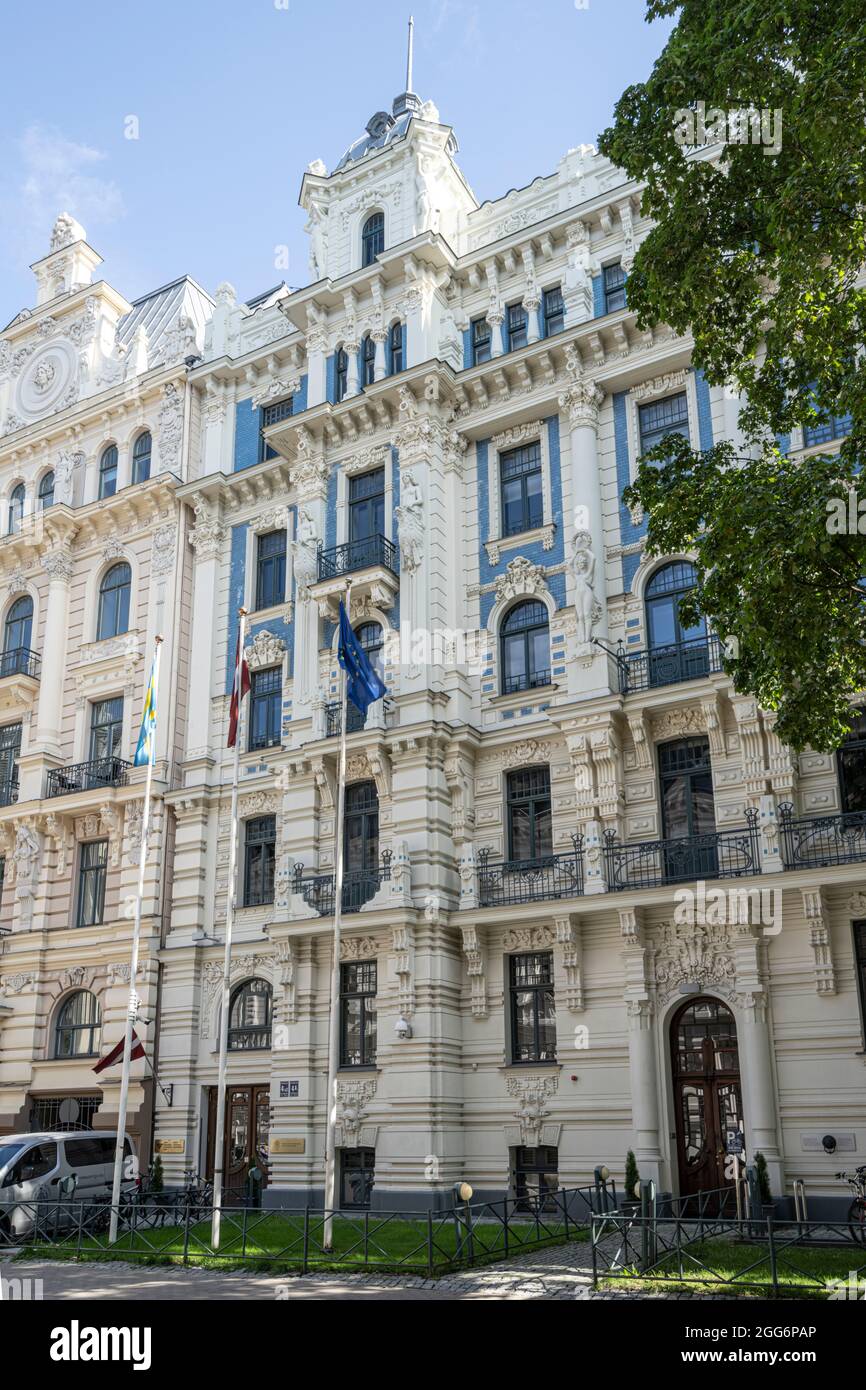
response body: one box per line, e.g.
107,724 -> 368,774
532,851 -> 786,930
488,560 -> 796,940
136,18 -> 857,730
0,124 -> 124,268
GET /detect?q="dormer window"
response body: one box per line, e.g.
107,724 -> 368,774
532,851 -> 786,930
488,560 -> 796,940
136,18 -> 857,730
362,212 -> 385,268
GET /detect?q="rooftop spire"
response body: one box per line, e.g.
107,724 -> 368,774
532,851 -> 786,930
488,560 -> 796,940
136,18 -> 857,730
406,15 -> 414,93
392,14 -> 422,118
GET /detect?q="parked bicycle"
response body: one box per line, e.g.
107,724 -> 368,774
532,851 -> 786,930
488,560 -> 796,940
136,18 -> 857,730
836,1166 -> 866,1240
175,1168 -> 213,1223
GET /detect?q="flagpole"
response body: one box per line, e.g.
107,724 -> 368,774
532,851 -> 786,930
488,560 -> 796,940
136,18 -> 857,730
323,580 -> 352,1249
109,634 -> 163,1245
211,607 -> 248,1248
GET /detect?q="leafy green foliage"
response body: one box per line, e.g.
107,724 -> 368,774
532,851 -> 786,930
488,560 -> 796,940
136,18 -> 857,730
625,1148 -> 641,1200
600,1 -> 866,749
754,1150 -> 772,1205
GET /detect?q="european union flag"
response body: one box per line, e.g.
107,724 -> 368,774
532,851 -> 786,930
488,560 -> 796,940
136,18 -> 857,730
134,650 -> 159,766
338,600 -> 387,715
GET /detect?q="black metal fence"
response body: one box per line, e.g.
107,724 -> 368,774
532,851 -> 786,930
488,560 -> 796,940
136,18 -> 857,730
317,535 -> 398,582
0,646 -> 41,681
592,1210 -> 866,1297
779,803 -> 866,868
617,635 -> 724,695
1,1185 -> 608,1275
603,810 -> 761,890
45,757 -> 132,798
292,851 -> 392,915
477,839 -> 584,905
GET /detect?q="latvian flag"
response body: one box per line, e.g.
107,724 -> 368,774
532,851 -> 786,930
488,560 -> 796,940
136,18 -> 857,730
92,1030 -> 145,1074
227,629 -> 251,748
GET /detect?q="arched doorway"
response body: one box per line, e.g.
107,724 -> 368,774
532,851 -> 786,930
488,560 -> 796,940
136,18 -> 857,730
671,997 -> 743,1203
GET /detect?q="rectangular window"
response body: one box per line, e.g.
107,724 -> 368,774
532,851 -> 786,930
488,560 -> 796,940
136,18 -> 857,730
0,722 -> 21,807
388,322 -> 404,375
507,766 -> 553,862
348,468 -> 385,543
77,840 -> 108,927
243,816 -> 276,907
803,412 -> 852,449
255,529 -> 286,610
542,286 -> 565,337
341,1147 -> 375,1207
837,709 -> 866,813
500,441 -> 543,538
471,316 -> 491,366
514,1146 -> 559,1212
509,952 -> 556,1063
638,391 -> 690,454
259,396 -> 293,462
335,349 -> 348,403
505,302 -> 528,353
361,337 -> 376,388
854,921 -> 866,1044
603,261 -> 627,314
248,667 -> 282,752
89,697 -> 123,765
340,960 -> 377,1067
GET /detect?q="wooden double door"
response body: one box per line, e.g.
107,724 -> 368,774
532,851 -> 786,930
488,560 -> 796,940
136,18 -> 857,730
671,998 -> 743,1205
206,1085 -> 270,1202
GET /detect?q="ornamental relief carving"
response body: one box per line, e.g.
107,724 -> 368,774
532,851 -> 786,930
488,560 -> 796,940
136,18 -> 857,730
493,556 -> 549,604
247,630 -> 287,671
503,926 -> 555,951
506,1073 -> 559,1145
631,371 -> 688,403
651,919 -> 737,1004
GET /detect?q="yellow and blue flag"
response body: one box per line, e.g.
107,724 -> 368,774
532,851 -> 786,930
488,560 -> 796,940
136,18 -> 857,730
134,651 -> 159,766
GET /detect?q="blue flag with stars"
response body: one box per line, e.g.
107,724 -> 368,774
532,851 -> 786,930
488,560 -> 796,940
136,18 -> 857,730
338,600 -> 387,715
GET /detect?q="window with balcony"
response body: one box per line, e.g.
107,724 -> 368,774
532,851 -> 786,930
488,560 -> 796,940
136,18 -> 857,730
349,468 -> 385,543
837,709 -> 866,813
388,321 -> 404,375
505,302 -> 528,353
54,991 -> 102,1058
340,960 -> 377,1067
335,347 -> 349,403
3,595 -> 33,677
255,530 -> 286,610
471,316 -> 491,366
361,211 -> 384,267
658,737 -> 717,880
507,766 -> 552,862
500,601 -> 550,694
38,471 -> 55,509
97,563 -> 131,640
509,951 -> 556,1063
0,722 -> 21,807
99,444 -> 118,499
344,780 -> 379,909
243,815 -> 275,906
500,441 -> 543,538
8,484 -> 24,536
542,286 -> 565,337
259,396 -> 293,462
89,697 -> 123,765
603,261 -> 627,314
643,561 -> 709,687
77,840 -> 108,927
248,667 -> 282,751
638,392 -> 690,454
228,978 -> 272,1050
132,431 -> 151,484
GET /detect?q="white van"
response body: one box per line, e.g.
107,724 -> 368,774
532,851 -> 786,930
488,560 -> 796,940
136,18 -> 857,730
0,1131 -> 136,1239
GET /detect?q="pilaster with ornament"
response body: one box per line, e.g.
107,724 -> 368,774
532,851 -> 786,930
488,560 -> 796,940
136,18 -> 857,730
461,923 -> 487,1018
801,887 -> 836,995
554,913 -> 583,1012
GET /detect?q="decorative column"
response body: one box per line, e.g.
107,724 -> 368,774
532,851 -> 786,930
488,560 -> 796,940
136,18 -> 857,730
372,330 -> 388,382
186,498 -> 226,765
288,431 -> 328,729
620,908 -> 663,1186
344,338 -> 360,398
488,309 -> 505,358
560,379 -> 608,651
35,545 -> 74,758
733,926 -> 783,1193
523,291 -> 542,344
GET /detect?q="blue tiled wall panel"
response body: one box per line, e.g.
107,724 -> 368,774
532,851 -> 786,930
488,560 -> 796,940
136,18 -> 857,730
622,551 -> 642,594
294,375 -> 308,412
694,368 -> 714,451
233,400 -> 259,473
592,275 -> 605,318
614,390 -> 647,558
326,353 -> 336,404
462,327 -> 472,369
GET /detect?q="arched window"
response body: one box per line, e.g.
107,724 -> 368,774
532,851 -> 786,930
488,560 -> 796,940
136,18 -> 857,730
388,321 -> 404,375
500,600 -> 550,695
97,563 -> 131,641
644,561 -> 708,687
361,334 -> 376,388
335,347 -> 349,403
228,979 -> 272,1050
54,990 -> 102,1058
38,471 -> 55,509
361,211 -> 384,267
8,484 -> 25,536
99,444 -> 118,499
132,431 -> 152,484
4,595 -> 33,666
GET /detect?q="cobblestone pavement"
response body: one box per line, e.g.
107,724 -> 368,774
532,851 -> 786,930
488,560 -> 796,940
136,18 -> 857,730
2,1238 -> 734,1301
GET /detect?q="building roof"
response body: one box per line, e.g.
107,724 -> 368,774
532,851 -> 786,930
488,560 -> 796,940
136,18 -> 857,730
117,275 -> 214,350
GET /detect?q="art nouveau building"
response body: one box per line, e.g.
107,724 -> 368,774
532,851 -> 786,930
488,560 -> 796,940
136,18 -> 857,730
3,75 -> 864,1217
0,217 -> 208,1153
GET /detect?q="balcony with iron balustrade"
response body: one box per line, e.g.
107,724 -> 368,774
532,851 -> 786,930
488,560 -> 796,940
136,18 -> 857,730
308,535 -> 400,619
602,810 -> 761,891
616,634 -> 724,695
477,838 -> 584,906
291,851 -> 392,916
44,757 -> 132,799
778,803 -> 866,870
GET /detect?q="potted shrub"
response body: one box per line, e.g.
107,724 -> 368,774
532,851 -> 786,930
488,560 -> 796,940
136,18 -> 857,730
621,1149 -> 641,1216
150,1154 -> 164,1195
755,1151 -> 774,1216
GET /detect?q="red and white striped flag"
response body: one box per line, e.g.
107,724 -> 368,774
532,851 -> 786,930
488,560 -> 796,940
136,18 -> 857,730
227,629 -> 251,748
92,1030 -> 145,1074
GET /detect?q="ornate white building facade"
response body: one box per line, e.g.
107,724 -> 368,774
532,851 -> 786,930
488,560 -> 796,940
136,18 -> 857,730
2,78 -> 864,1215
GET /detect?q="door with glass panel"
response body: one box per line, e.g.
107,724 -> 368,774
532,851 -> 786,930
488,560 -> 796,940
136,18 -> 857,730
658,736 -> 717,881
672,998 -> 743,1209
89,697 -> 123,784
206,1084 -> 270,1203
348,468 -> 385,568
0,722 -> 21,806
343,780 -> 379,908
644,562 -> 708,688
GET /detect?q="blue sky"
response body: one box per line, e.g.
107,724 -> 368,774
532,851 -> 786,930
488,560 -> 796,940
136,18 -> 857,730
0,0 -> 673,320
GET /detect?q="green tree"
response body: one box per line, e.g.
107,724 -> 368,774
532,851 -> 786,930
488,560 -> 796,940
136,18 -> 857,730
599,1 -> 866,751
624,1148 -> 641,1200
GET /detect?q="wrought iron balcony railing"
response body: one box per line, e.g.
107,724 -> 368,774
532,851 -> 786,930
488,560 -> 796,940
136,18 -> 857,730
779,804 -> 866,869
0,647 -> 41,681
317,534 -> 398,582
478,838 -> 584,906
617,634 -> 724,695
502,669 -> 551,696
0,777 -> 19,808
292,851 -> 392,915
45,757 -> 132,799
326,701 -> 366,737
603,810 -> 760,890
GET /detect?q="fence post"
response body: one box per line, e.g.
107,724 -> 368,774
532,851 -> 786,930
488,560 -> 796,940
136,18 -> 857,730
77,1202 -> 84,1257
767,1216 -> 778,1297
427,1211 -> 434,1278
503,1198 -> 509,1258
182,1202 -> 191,1265
303,1207 -> 309,1274
591,1215 -> 598,1288
364,1211 -> 369,1266
241,1204 -> 249,1259
563,1188 -> 570,1242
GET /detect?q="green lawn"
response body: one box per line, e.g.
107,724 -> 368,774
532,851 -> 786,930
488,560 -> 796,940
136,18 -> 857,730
600,1236 -> 866,1298
17,1210 -> 588,1276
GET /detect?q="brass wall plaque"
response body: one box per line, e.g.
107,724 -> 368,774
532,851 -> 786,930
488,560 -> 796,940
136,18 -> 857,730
154,1138 -> 186,1155
270,1137 -> 305,1155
